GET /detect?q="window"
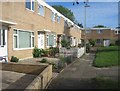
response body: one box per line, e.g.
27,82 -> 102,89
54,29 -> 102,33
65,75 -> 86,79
26,0 -> 34,11
51,12 -> 55,22
57,16 -> 61,23
38,4 -> 45,16
96,39 -> 102,44
0,29 -> 5,46
86,30 -> 91,33
118,30 -> 120,34
46,33 -> 56,47
13,29 -> 34,49
97,30 -> 102,34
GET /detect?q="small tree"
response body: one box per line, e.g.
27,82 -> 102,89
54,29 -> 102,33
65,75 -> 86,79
61,40 -> 70,48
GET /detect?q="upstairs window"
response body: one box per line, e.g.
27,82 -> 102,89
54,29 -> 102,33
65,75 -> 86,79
51,12 -> 55,22
26,0 -> 34,11
57,16 -> 61,23
86,30 -> 91,33
97,30 -> 102,34
38,4 -> 45,16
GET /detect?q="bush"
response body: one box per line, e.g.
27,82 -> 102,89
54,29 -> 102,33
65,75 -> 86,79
49,62 -> 58,69
65,56 -> 72,64
49,47 -> 59,57
58,56 -> 66,69
40,58 -> 47,63
89,39 -> 95,47
109,43 -> 115,46
115,40 -> 120,46
33,47 -> 42,58
86,43 -> 91,53
61,40 -> 70,48
10,56 -> 19,62
41,49 -> 49,57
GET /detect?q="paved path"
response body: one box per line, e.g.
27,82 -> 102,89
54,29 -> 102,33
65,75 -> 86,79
47,51 -> 119,89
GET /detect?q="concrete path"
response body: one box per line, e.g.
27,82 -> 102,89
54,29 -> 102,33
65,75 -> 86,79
47,51 -> 119,89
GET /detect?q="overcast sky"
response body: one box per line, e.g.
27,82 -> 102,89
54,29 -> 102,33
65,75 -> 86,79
47,1 -> 119,28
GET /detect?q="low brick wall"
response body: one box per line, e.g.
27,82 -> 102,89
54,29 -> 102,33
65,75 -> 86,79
1,63 -> 52,90
59,47 -> 85,58
25,65 -> 52,90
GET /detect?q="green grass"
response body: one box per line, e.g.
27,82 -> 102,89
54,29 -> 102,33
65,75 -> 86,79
92,76 -> 119,89
93,46 -> 120,67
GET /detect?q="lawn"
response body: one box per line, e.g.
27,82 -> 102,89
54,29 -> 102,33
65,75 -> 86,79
93,46 -> 120,67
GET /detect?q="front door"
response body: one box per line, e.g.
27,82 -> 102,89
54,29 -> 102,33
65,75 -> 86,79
0,29 -> 8,61
38,33 -> 45,49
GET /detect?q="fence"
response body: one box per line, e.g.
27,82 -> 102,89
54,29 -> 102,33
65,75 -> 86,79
59,47 -> 85,58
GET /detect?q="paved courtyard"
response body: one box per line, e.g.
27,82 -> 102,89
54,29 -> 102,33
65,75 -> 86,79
47,51 -> 119,89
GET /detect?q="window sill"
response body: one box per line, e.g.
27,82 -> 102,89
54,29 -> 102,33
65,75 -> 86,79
38,13 -> 44,17
13,47 -> 34,51
25,8 -> 34,12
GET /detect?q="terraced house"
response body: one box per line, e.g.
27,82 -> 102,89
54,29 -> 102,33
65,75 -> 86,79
81,28 -> 120,46
0,0 -> 81,61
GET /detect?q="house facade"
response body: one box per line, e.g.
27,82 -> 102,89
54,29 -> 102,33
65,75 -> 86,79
0,0 -> 81,61
81,28 -> 120,46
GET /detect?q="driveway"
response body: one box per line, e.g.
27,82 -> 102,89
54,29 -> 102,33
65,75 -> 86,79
47,50 -> 119,89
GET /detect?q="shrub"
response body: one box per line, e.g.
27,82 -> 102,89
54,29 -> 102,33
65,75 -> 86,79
10,56 -> 19,62
61,40 -> 70,48
115,40 -> 120,46
58,56 -> 66,69
49,62 -> 58,69
49,47 -> 59,57
86,43 -> 91,53
40,58 -> 47,63
89,39 -> 95,47
33,47 -> 42,58
40,49 -> 49,57
65,57 -> 72,64
109,43 -> 115,46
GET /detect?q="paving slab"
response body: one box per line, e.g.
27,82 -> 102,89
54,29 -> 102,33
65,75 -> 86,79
47,51 -> 119,89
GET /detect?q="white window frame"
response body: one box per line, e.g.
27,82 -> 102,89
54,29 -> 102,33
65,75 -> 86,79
57,16 -> 61,23
46,34 -> 49,48
25,0 -> 34,12
0,30 -> 3,46
97,30 -> 102,34
13,29 -> 34,50
38,3 -> 45,16
46,33 -> 56,48
51,12 -> 55,22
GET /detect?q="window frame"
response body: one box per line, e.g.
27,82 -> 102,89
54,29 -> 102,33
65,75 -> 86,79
46,33 -> 56,48
38,3 -> 45,16
25,0 -> 34,12
97,29 -> 103,34
13,29 -> 34,50
51,12 -> 55,22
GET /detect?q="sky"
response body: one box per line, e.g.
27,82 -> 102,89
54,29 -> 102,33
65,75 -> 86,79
46,1 -> 119,28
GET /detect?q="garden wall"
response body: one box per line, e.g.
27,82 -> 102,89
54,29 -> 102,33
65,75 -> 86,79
59,47 -> 85,58
1,63 -> 52,90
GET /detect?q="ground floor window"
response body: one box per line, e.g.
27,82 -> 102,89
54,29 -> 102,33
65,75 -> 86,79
13,29 -> 34,49
46,33 -> 56,47
96,39 -> 103,44
0,29 -> 5,46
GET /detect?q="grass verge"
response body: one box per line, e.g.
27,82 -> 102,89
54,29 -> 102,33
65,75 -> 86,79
93,46 -> 120,67
92,76 -> 119,89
